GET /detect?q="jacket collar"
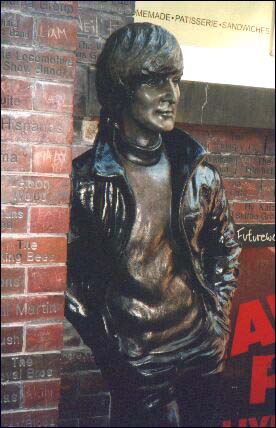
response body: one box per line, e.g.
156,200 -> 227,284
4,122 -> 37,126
92,130 -> 125,178
91,127 -> 208,178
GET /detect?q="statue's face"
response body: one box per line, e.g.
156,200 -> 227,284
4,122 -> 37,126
126,70 -> 182,133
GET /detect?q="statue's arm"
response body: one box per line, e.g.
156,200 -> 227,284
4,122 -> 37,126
202,164 -> 242,319
65,158 -> 97,320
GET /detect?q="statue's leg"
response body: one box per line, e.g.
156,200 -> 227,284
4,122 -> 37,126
150,399 -> 182,427
176,371 -> 223,427
108,362 -> 180,427
110,396 -> 181,427
83,313 -> 182,426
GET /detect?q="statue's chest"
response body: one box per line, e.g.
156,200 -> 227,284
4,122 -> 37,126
124,153 -> 172,245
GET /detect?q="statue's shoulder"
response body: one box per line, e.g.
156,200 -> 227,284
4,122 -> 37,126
72,147 -> 96,179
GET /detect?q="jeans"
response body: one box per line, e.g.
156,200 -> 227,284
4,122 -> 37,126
109,372 -> 222,427
69,310 -> 225,427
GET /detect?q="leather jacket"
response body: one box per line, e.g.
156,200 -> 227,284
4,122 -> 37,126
66,127 -> 241,332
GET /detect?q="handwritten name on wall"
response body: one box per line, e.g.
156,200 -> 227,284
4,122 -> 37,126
236,224 -> 275,247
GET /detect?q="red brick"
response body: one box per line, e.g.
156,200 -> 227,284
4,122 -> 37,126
1,326 -> 23,353
79,0 -> 134,13
1,12 -> 33,46
261,180 -> 274,201
34,82 -> 74,113
223,179 -> 261,201
1,267 -> 25,295
235,247 -> 275,301
28,266 -> 67,293
77,9 -> 129,39
37,17 -> 77,51
2,410 -> 59,427
23,379 -> 60,409
79,370 -> 108,395
1,383 -> 21,410
79,0 -> 134,14
206,154 -> 237,177
76,36 -> 105,65
1,294 -> 64,323
236,156 -> 274,179
1,143 -> 31,171
1,112 -> 73,145
1,77 -> 32,110
207,129 -> 265,155
26,323 -> 64,352
61,346 -> 97,373
1,205 -> 28,233
181,124 -> 272,156
231,202 -> 275,224
1,175 -> 70,205
77,9 -> 98,37
180,124 -> 211,146
30,206 -> 69,233
1,46 -> 76,81
1,353 -> 61,383
32,146 -> 72,173
1,236 -> 67,265
22,1 -> 78,17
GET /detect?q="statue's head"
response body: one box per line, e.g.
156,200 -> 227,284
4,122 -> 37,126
95,22 -> 183,133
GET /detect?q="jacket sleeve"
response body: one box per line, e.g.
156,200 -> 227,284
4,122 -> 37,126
65,162 -> 89,320
66,154 -> 112,324
65,155 -> 101,322
202,165 -> 242,320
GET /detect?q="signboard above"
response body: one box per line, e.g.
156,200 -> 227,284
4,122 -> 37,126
135,1 -> 275,88
135,1 -> 274,51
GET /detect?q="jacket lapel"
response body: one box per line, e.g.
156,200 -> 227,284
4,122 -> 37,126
91,127 -> 208,182
89,127 -> 208,253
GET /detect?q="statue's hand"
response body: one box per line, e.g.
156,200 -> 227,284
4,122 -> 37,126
65,289 -> 88,318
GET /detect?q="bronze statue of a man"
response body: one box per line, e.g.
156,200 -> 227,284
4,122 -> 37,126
66,23 -> 241,427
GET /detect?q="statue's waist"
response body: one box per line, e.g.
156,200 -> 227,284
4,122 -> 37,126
105,271 -> 201,330
102,280 -> 206,358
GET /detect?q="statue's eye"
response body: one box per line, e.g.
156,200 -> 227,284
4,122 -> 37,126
145,76 -> 163,86
142,75 -> 181,87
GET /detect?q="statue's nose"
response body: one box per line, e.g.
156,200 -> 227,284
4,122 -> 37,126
162,78 -> 179,104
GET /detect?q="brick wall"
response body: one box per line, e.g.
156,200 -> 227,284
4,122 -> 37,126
1,1 -> 77,426
180,124 -> 275,223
